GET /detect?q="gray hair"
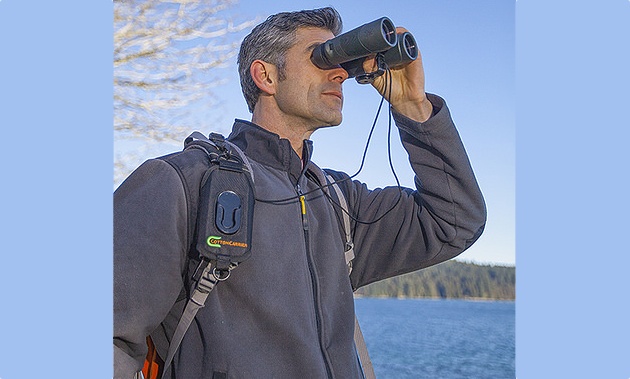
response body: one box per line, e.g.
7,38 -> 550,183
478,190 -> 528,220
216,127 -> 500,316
237,7 -> 343,113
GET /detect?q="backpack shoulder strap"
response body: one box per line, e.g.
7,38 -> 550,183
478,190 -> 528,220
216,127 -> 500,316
159,259 -> 229,378
323,172 -> 376,379
185,131 -> 255,184
324,173 -> 355,271
152,131 -> 255,379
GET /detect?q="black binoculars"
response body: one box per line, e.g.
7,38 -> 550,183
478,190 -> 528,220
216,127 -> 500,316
311,17 -> 418,84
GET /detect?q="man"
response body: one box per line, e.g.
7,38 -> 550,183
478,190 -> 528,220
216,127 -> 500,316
114,7 -> 486,379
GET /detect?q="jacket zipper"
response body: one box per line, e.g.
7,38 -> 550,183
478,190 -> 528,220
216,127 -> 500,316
296,182 -> 334,378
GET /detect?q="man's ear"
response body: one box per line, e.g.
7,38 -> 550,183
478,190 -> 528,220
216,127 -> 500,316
250,60 -> 277,95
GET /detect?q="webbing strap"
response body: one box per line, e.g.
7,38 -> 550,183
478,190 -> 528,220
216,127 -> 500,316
326,174 -> 376,379
327,176 -> 354,272
354,316 -> 375,379
222,139 -> 255,183
186,131 -> 255,184
160,261 -> 220,379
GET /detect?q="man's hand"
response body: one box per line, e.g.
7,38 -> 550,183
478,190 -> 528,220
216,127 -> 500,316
364,27 -> 433,122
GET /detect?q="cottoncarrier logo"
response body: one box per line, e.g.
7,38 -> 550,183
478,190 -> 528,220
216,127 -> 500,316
207,236 -> 248,248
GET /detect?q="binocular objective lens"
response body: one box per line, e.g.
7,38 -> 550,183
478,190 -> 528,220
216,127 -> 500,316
403,33 -> 418,59
381,19 -> 397,45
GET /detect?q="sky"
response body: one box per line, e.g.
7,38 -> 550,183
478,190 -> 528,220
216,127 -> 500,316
117,0 -> 515,265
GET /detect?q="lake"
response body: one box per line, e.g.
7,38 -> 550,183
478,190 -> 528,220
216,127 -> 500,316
354,298 -> 515,379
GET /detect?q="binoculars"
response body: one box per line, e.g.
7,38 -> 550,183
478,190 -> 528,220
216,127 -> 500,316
311,17 -> 418,84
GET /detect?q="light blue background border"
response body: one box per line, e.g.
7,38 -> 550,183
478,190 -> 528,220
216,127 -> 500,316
0,1 -> 113,377
1,1 -> 629,378
517,1 -> 629,378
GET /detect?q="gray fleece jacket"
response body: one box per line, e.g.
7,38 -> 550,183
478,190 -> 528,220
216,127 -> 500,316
113,94 -> 486,378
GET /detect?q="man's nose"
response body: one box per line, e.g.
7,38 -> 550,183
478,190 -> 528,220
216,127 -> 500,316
330,65 -> 349,83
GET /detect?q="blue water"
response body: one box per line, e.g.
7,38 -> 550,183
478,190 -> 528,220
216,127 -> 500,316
354,298 -> 515,379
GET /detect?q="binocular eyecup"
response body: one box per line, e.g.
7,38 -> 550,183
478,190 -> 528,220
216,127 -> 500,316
311,17 -> 418,84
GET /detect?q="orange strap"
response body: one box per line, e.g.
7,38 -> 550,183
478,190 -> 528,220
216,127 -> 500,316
142,336 -> 163,379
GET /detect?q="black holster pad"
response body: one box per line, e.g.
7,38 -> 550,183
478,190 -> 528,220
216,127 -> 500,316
195,160 -> 255,270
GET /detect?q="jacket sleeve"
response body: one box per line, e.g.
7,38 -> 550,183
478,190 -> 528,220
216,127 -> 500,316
113,159 -> 189,378
347,93 -> 487,289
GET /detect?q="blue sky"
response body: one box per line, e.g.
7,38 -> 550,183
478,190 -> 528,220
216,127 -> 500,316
118,0 -> 515,265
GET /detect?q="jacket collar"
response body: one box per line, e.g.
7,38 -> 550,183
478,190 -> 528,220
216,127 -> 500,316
227,119 -> 313,182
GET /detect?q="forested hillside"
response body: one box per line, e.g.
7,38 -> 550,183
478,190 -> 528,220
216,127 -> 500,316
355,260 -> 515,300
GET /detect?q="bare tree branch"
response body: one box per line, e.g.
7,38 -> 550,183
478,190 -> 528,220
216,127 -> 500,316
113,0 -> 257,184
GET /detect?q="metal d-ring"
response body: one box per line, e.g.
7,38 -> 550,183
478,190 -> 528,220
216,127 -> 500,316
212,267 -> 231,281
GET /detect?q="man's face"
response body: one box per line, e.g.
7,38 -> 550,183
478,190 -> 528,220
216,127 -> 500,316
273,27 -> 349,130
